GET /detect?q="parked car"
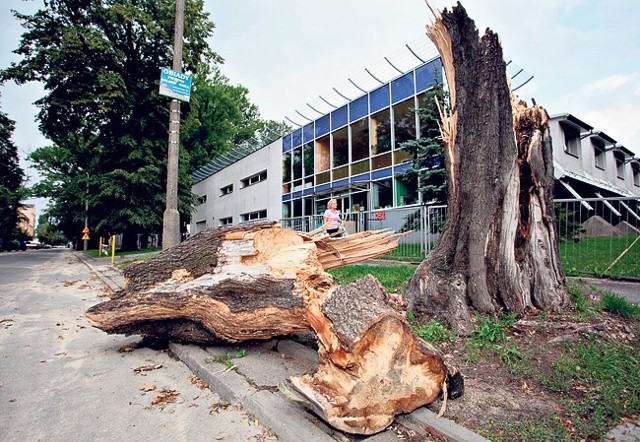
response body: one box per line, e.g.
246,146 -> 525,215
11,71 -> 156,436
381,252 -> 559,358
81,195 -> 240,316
1,239 -> 26,251
25,241 -> 44,250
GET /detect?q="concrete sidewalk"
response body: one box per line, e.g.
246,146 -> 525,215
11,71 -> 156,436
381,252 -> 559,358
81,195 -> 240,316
76,251 -> 639,442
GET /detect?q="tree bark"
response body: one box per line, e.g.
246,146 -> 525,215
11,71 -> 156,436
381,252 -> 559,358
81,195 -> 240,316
406,3 -> 568,335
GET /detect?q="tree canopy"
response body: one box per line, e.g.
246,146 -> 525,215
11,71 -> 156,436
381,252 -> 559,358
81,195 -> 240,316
2,0 -> 287,249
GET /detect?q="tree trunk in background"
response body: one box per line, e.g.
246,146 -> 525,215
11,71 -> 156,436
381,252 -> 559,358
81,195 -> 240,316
405,3 -> 568,335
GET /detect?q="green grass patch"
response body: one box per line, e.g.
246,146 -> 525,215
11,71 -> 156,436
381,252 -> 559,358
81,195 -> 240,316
466,313 -> 522,366
601,291 -> 640,319
481,416 -> 569,442
558,235 -> 640,278
542,337 -> 640,440
412,319 -> 456,345
327,264 -> 416,293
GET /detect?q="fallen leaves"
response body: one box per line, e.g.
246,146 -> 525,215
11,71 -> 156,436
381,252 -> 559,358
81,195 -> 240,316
139,383 -> 156,392
209,400 -> 230,414
149,389 -> 179,409
133,364 -> 163,373
188,375 -> 209,390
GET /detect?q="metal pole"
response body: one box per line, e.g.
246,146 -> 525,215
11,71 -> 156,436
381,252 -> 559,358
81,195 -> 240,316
83,173 -> 89,251
162,0 -> 185,250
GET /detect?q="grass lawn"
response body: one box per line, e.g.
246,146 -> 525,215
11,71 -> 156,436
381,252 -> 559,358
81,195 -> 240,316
559,235 -> 640,278
386,234 -> 640,279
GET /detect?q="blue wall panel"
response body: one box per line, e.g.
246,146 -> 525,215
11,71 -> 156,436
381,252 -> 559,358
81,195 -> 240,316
392,72 -> 415,104
315,114 -> 330,138
369,85 -> 390,113
416,59 -> 443,93
292,128 -> 303,147
351,173 -> 370,183
350,96 -> 368,122
332,178 -> 349,189
371,167 -> 393,180
331,105 -> 348,129
282,134 -> 292,152
394,162 -> 412,174
303,123 -> 314,143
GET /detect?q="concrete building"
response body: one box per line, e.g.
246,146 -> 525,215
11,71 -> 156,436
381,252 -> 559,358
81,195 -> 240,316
550,113 -> 640,199
190,52 -> 639,235
18,204 -> 36,238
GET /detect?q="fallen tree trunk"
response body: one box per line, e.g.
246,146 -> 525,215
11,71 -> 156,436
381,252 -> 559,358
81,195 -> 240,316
85,222 -> 461,435
85,222 -> 409,343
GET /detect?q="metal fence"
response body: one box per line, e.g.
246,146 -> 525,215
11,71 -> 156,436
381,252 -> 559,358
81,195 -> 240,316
281,197 -> 640,279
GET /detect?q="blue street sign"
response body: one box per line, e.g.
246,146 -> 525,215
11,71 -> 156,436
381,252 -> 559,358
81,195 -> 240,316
159,67 -> 192,102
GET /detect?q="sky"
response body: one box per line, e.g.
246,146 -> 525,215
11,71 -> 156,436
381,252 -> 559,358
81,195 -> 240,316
1,0 -> 639,217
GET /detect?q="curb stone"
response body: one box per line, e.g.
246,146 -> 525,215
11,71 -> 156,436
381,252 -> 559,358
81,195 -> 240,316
170,343 -> 334,442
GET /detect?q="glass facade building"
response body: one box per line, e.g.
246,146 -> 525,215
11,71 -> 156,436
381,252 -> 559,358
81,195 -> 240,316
281,57 -> 443,219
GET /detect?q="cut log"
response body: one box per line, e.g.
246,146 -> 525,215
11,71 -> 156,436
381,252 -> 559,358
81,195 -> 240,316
289,275 -> 451,435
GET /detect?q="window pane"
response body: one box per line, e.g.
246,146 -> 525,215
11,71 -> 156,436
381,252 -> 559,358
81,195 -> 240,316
351,159 -> 370,175
316,135 -> 330,172
372,178 -> 393,209
303,142 -> 314,177
351,118 -> 369,162
332,126 -> 348,168
292,147 -> 302,180
396,175 -> 418,206
282,151 -> 291,183
372,152 -> 392,170
393,98 -> 416,148
371,108 -> 391,154
333,165 -> 349,180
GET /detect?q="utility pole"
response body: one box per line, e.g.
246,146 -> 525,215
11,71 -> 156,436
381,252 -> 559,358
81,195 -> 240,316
162,0 -> 185,250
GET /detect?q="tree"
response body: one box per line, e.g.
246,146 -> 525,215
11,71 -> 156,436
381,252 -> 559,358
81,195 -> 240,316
35,213 -> 67,245
1,0 -> 218,249
398,80 -> 448,206
0,101 -> 27,240
405,4 -> 568,335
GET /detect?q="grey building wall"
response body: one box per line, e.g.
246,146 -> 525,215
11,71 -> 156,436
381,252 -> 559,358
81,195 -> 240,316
190,138 -> 283,234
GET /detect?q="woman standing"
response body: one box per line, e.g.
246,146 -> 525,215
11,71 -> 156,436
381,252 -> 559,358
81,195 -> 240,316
323,199 -> 342,236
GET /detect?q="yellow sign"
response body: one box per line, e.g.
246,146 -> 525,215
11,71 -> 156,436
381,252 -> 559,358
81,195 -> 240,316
82,234 -> 90,241
82,227 -> 89,234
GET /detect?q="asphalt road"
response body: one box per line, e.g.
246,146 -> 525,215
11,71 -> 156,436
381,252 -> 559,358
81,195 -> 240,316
0,249 -> 268,442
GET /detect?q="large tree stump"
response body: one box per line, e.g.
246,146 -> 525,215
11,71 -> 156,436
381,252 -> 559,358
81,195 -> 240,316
406,3 -> 568,335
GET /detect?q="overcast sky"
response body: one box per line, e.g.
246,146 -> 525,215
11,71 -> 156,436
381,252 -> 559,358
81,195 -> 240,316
1,0 -> 639,215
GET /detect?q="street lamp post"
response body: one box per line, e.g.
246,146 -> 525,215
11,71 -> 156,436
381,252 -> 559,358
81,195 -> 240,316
162,0 -> 185,250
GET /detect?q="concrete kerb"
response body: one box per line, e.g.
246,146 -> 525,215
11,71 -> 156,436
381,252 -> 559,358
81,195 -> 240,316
170,343 -> 334,442
78,252 -> 490,442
